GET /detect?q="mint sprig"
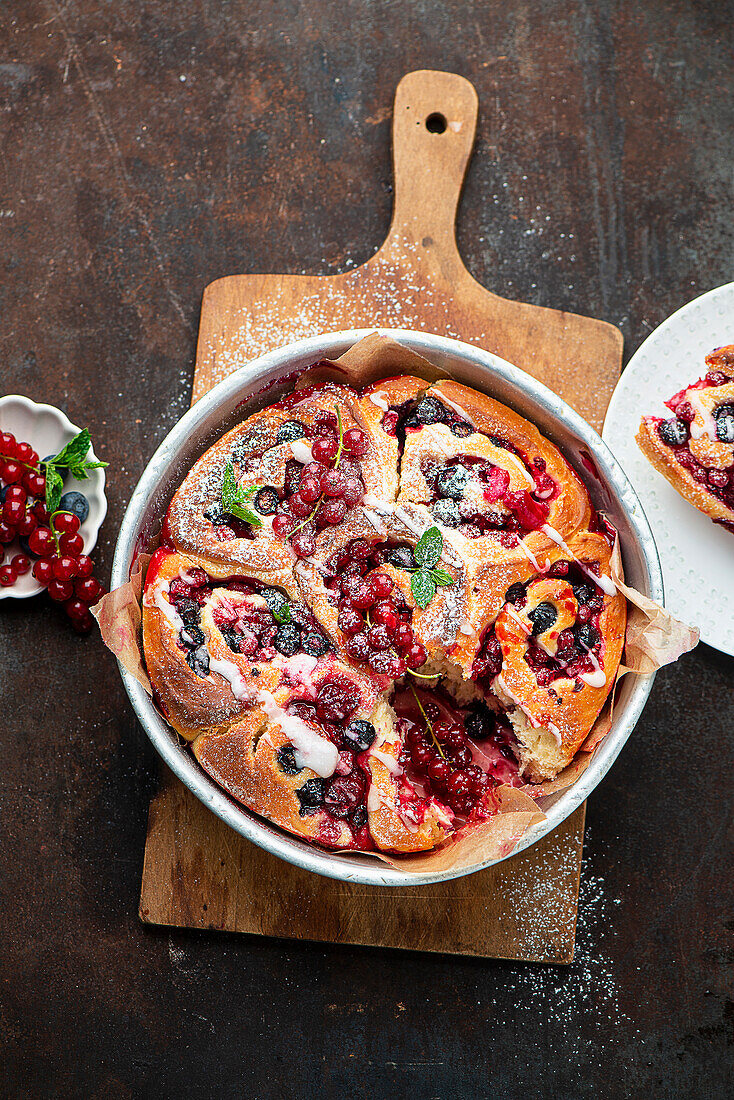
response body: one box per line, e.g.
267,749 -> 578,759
409,526 -> 454,609
221,461 -> 263,527
42,427 -> 108,514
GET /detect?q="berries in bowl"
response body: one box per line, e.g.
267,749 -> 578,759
0,396 -> 107,625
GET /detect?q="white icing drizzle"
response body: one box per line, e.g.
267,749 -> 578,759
368,390 -> 390,412
494,673 -> 562,746
178,568 -> 200,585
208,657 -> 253,701
290,439 -> 314,464
145,581 -> 185,633
541,523 -> 617,596
687,389 -> 717,440
362,507 -> 388,535
258,689 -> 338,777
505,604 -> 531,636
503,451 -> 536,490
579,648 -> 606,688
517,539 -> 550,572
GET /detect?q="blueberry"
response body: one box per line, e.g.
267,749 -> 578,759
385,545 -> 415,570
413,397 -> 446,425
203,506 -> 228,526
528,601 -> 557,636
0,486 -> 7,504
42,456 -> 68,483
464,702 -> 496,741
431,498 -> 461,527
450,421 -> 473,438
657,418 -> 689,446
505,582 -> 526,606
276,419 -> 307,443
273,623 -> 301,656
175,597 -> 201,625
181,625 -> 206,648
351,807 -> 368,831
19,535 -> 35,557
58,490 -> 89,523
301,631 -> 330,657
296,777 -> 326,814
575,623 -> 600,649
342,719 -> 376,753
436,463 -> 470,500
221,626 -> 242,653
254,486 -> 279,515
185,645 -> 210,679
277,745 -> 303,775
572,582 -> 595,605
715,414 -> 734,443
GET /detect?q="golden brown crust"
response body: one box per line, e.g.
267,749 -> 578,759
636,418 -> 734,526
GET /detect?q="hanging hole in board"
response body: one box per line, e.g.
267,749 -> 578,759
425,112 -> 447,134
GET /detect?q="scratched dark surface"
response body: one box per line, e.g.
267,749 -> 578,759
1,2 -> 732,1098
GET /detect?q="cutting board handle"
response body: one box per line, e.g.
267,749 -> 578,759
382,70 -> 478,268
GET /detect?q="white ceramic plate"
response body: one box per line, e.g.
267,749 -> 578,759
603,282 -> 734,655
0,395 -> 107,599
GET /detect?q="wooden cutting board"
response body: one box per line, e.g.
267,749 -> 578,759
139,70 -> 622,962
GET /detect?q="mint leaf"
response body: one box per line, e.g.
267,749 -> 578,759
229,501 -> 263,527
221,461 -> 238,511
48,428 -> 91,469
221,462 -> 263,527
411,569 -> 436,609
430,568 -> 454,587
414,526 -> 443,570
45,466 -> 64,514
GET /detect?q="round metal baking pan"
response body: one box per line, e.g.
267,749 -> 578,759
112,329 -> 663,885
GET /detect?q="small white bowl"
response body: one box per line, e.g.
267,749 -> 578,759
0,395 -> 107,599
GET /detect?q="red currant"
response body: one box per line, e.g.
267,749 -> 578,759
383,654 -> 407,678
10,554 -> 30,575
289,492 -> 313,519
32,501 -> 49,523
16,512 -> 37,538
352,581 -> 377,609
318,499 -> 347,526
75,554 -> 94,578
370,572 -> 394,599
58,532 -> 84,556
338,606 -> 364,635
54,512 -> 81,534
28,526 -> 55,556
342,428 -> 369,456
3,499 -> 25,526
0,564 -> 16,586
53,555 -> 79,581
342,477 -> 364,506
321,469 -> 346,497
0,431 -> 17,456
73,611 -> 94,634
351,538 -> 371,559
0,522 -> 16,544
446,771 -> 472,802
311,437 -> 338,464
0,461 -> 22,483
23,470 -> 46,497
272,514 -> 293,538
411,742 -> 434,768
291,531 -> 315,558
48,578 -> 74,602
367,624 -> 391,650
406,642 -> 428,669
372,601 -> 398,631
298,476 -> 321,504
33,558 -> 55,585
64,597 -> 89,621
427,757 -> 453,786
6,486 -> 27,505
15,441 -> 34,464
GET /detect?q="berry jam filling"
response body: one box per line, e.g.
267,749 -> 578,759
166,569 -> 331,669
380,396 -> 474,439
472,560 -> 605,689
394,688 -> 523,819
420,453 -> 556,540
655,402 -> 734,507
322,538 -> 428,675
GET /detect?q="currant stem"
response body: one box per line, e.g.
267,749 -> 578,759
408,682 -> 446,759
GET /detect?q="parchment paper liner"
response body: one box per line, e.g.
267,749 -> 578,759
95,334 -> 699,874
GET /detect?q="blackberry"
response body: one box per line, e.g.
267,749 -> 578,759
385,545 -> 415,570
351,807 -> 368,832
575,623 -> 600,649
431,498 -> 461,527
254,486 -> 279,514
203,506 -> 227,526
276,419 -> 307,443
176,598 -> 201,625
342,719 -> 377,753
715,413 -> 734,443
277,745 -> 303,775
296,777 -> 327,815
221,626 -> 242,653
413,397 -> 446,425
273,623 -> 301,656
301,631 -> 329,657
504,582 -> 526,606
436,463 -> 470,500
182,624 -> 206,648
572,582 -> 595,605
528,601 -> 557,636
261,587 -> 290,619
450,421 -> 473,437
464,702 -> 496,741
657,418 -> 689,446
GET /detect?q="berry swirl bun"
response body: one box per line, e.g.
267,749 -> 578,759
143,373 -> 626,854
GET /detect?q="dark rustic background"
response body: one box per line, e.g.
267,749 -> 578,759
1,2 -> 732,1097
